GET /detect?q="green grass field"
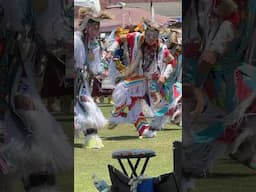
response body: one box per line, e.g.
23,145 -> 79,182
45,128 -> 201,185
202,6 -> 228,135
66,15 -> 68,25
74,103 -> 181,192
192,158 -> 256,192
64,103 -> 256,192
8,107 -> 256,192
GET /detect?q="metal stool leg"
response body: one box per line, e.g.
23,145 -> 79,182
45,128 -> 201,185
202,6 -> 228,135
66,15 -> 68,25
127,158 -> 139,178
140,157 -> 150,175
118,159 -> 128,176
134,158 -> 141,172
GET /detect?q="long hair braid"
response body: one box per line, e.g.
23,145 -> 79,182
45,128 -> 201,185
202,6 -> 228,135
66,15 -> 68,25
142,40 -> 159,71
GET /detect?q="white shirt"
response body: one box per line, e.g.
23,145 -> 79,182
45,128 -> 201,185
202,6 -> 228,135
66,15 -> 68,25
74,31 -> 86,70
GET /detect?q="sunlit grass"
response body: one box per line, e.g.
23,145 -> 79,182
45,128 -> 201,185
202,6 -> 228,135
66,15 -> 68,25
74,103 -> 181,192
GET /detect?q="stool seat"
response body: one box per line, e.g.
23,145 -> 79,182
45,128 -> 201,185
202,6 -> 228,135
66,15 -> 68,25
112,149 -> 156,178
112,149 -> 156,159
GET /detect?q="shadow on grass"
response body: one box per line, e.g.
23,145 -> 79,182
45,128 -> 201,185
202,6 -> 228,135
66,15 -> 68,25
104,135 -> 138,141
74,143 -> 84,148
208,172 -> 256,178
160,128 -> 181,131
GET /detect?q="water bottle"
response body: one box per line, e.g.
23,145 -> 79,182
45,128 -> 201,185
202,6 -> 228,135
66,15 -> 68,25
92,174 -> 110,192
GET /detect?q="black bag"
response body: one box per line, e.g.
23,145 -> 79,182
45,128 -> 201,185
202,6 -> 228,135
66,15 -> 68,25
108,165 -> 130,192
153,173 -> 179,192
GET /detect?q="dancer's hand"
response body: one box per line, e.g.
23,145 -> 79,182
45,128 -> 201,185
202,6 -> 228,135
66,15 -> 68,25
102,70 -> 109,78
201,49 -> 217,65
80,96 -> 89,102
124,65 -> 135,78
105,51 -> 112,59
200,50 -> 217,72
158,75 -> 166,84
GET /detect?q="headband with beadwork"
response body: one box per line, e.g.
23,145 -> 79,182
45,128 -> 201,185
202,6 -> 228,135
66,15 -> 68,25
143,19 -> 160,33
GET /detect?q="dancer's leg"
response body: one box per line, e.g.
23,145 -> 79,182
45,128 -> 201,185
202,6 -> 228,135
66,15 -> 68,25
108,82 -> 129,128
129,100 -> 156,138
77,96 -> 105,149
84,128 -> 104,149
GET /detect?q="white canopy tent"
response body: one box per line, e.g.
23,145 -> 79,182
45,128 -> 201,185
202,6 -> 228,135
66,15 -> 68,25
74,0 -> 101,13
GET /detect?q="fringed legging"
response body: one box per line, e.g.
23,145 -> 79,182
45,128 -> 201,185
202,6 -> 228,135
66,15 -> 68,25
111,97 -> 151,136
111,77 -> 151,136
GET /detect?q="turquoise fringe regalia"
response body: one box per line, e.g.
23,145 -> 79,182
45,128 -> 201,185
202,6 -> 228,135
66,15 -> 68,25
192,1 -> 256,143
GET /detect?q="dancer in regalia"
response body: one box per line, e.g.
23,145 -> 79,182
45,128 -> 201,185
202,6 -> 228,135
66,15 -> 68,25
0,0 -> 73,191
74,11 -> 108,149
107,20 -> 175,138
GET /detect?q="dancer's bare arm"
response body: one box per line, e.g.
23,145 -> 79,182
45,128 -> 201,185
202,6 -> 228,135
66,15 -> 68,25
200,20 -> 236,72
159,47 -> 175,84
